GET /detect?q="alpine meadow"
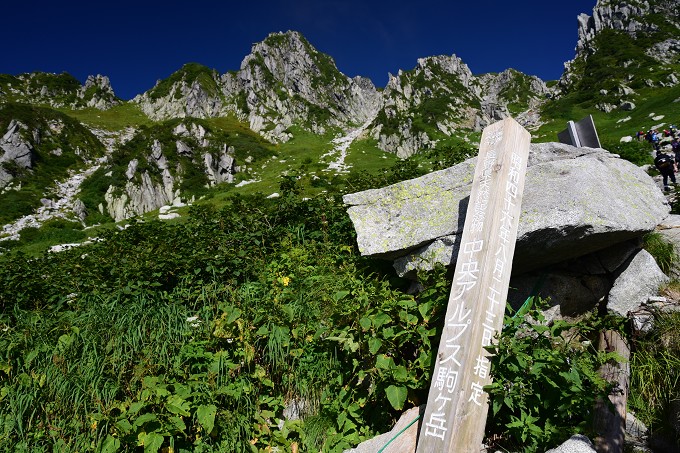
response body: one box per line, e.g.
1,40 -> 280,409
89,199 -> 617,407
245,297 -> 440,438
1,1 -> 680,452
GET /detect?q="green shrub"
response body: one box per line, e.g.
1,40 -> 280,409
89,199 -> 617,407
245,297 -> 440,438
0,189 -> 629,452
484,298 -> 614,452
603,139 -> 654,167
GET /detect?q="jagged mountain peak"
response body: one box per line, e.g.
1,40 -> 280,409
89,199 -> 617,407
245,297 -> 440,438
151,63 -> 219,91
559,0 -> 680,94
241,30 -> 345,91
133,30 -> 381,142
133,63 -> 224,121
371,56 -> 548,157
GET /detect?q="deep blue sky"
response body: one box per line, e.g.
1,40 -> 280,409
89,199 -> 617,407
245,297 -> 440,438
2,1 -> 597,100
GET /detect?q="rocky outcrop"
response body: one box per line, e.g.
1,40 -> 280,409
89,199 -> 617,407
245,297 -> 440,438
0,120 -> 34,188
74,75 -> 120,110
369,58 -> 548,157
647,38 -> 680,64
133,31 -> 545,155
476,69 -> 549,128
204,146 -> 237,185
101,120 -> 242,221
607,248 -> 670,317
344,142 -> 667,275
344,141 -> 673,325
133,65 -> 226,120
560,0 -> 680,93
0,72 -> 119,110
574,2 -> 651,57
104,171 -> 178,221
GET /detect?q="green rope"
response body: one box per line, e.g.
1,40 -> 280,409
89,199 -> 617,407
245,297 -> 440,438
376,414 -> 421,453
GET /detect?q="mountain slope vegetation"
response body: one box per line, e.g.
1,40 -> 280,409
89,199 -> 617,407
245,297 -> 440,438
1,0 -> 680,451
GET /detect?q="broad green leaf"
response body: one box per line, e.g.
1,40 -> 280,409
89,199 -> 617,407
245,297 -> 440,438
392,365 -> 408,382
168,416 -> 186,433
24,349 -> 40,366
133,413 -> 157,428
337,411 -> 347,429
196,404 -> 217,434
166,395 -> 191,416
256,325 -> 269,336
346,338 -> 360,353
56,334 -> 73,353
226,307 -> 242,323
281,304 -> 294,321
368,337 -> 382,355
359,317 -> 372,331
333,290 -> 350,302
385,385 -> 407,410
372,313 -> 391,328
115,419 -> 133,434
100,434 -> 120,453
375,354 -> 395,370
382,327 -> 395,339
138,431 -> 164,452
347,402 -> 361,418
128,401 -> 145,415
418,302 -> 432,321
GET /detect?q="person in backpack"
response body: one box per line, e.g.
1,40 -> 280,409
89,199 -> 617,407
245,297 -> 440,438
655,149 -> 676,191
651,130 -> 661,151
672,138 -> 680,170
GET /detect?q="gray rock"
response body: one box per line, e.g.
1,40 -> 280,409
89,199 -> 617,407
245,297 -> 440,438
0,120 -> 34,188
344,142 -> 668,277
72,199 -> 87,223
176,140 -> 193,156
620,101 -> 636,111
204,147 -> 236,185
647,39 -> 680,64
75,74 -> 119,110
545,434 -> 596,453
508,271 -> 609,320
630,298 -> 680,335
657,215 -> 680,273
607,249 -> 670,317
343,406 -> 422,453
626,411 -> 648,439
104,171 -> 177,221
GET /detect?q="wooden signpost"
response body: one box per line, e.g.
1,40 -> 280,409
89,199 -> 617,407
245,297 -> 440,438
416,118 -> 531,452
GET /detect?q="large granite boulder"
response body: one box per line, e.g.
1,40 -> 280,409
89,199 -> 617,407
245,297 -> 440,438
343,142 -> 669,278
607,248 -> 670,317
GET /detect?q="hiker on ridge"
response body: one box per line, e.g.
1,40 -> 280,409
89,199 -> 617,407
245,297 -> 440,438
672,137 -> 680,169
655,149 -> 676,191
651,130 -> 661,151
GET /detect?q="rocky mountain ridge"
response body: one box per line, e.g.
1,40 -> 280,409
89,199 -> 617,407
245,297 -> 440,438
559,0 -> 680,104
0,72 -> 119,110
2,0 -> 680,235
133,32 -> 382,144
132,32 -> 550,157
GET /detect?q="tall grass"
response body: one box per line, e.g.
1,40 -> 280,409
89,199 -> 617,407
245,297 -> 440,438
630,310 -> 680,444
643,232 -> 679,275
